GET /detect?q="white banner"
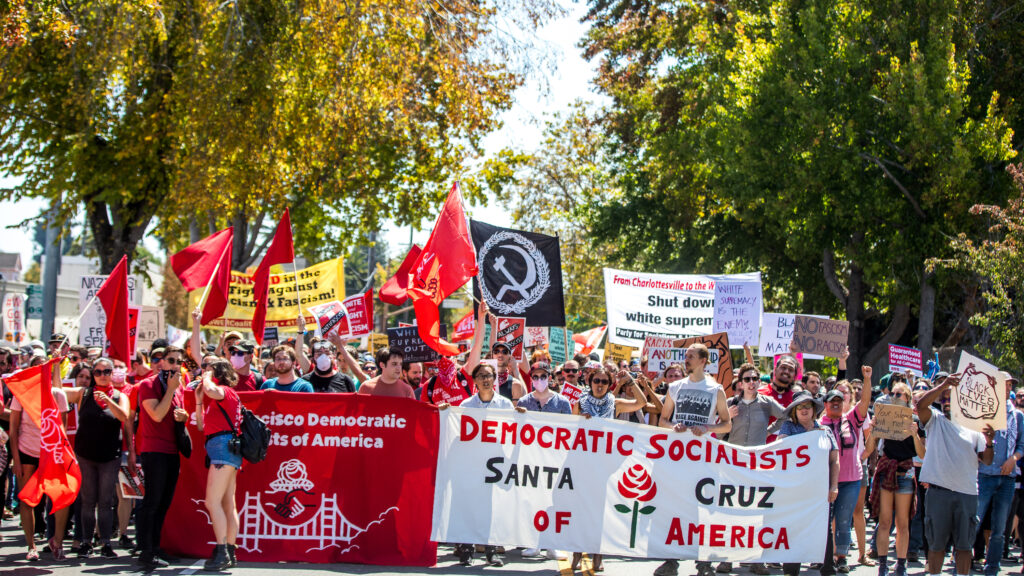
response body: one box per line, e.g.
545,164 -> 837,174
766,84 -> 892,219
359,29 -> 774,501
604,269 -> 761,348
432,407 -> 830,562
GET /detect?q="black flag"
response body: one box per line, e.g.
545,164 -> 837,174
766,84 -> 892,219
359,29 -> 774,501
471,220 -> 566,326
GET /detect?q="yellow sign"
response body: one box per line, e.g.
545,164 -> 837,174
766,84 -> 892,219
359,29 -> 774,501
368,333 -> 389,353
603,342 -> 636,365
190,257 -> 345,331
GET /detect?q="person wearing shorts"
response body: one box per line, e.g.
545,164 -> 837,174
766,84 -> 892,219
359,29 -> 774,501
916,375 -> 994,576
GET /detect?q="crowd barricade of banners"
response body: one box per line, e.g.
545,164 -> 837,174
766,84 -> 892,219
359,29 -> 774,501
432,407 -> 830,562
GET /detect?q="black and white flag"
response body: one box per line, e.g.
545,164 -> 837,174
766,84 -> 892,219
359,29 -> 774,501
471,220 -> 566,327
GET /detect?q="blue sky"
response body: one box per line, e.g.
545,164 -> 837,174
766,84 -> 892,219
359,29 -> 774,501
0,1 -> 603,267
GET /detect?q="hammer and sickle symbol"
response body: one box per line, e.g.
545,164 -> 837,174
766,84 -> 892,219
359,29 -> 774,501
492,244 -> 537,301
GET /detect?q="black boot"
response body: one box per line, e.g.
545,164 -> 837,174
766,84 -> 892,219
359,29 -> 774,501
226,544 -> 236,567
204,544 -> 230,572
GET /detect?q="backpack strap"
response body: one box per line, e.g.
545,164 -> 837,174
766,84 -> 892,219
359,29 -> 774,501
215,401 -> 240,436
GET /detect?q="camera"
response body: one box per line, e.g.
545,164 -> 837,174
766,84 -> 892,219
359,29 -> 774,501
228,435 -> 242,455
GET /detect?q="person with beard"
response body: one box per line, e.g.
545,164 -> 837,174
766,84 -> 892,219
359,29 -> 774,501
302,336 -> 355,393
761,355 -> 799,443
493,342 -> 526,401
402,362 -> 423,393
558,359 -> 581,398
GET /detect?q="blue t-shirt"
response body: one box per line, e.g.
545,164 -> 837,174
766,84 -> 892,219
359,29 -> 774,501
517,392 -> 572,414
260,377 -> 314,393
778,420 -> 838,450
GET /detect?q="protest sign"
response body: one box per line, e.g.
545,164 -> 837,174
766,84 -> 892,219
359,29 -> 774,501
188,257 -> 345,330
118,465 -> 145,499
953,351 -> 1007,432
604,268 -> 761,348
79,274 -> 142,347
368,333 -> 389,353
791,316 -> 849,358
2,293 -> 26,343
432,407 -> 830,562
712,281 -> 763,348
525,326 -> 549,348
337,289 -> 373,338
604,342 -> 636,365
165,393 -> 439,566
672,332 -> 734,392
872,404 -> 914,441
451,312 -> 475,342
888,344 -> 923,377
549,328 -> 574,364
644,336 -> 684,375
308,300 -> 348,338
136,307 -> 164,350
561,381 -> 584,406
758,313 -> 828,360
26,284 -> 43,320
262,327 -> 279,347
495,317 -> 526,361
388,326 -> 448,363
126,306 -> 140,359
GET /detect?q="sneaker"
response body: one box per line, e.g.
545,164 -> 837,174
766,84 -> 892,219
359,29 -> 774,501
717,562 -> 733,573
100,544 -> 117,558
893,563 -> 907,576
836,557 -> 850,573
751,564 -> 771,575
547,549 -> 568,560
78,542 -> 93,558
654,560 -> 680,576
697,562 -> 715,576
521,547 -> 541,558
137,555 -> 169,570
156,549 -> 180,563
119,535 -> 133,549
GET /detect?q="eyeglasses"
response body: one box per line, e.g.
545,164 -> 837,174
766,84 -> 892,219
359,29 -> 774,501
592,379 -> 611,385
563,368 -> 578,374
796,404 -> 813,411
273,356 -> 292,362
531,375 -> 549,381
230,351 -> 247,357
94,369 -> 113,376
741,376 -> 759,382
475,374 -> 495,381
151,355 -> 164,362
364,365 -> 377,371
313,343 -> 332,352
69,355 -> 81,362
493,349 -> 510,355
164,357 -> 181,366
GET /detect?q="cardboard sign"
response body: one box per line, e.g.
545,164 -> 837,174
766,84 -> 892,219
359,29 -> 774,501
643,336 -> 684,375
672,332 -> 734,392
549,328 -> 575,365
525,326 -> 549,348
791,316 -> 849,358
387,326 -> 448,363
604,342 -> 637,366
872,404 -> 914,441
308,300 -> 349,338
136,307 -> 165,350
888,344 -> 923,377
560,381 -> 584,406
262,327 -> 279,348
79,274 -> 142,347
758,313 -> 828,360
712,281 -> 763,348
338,289 -> 374,339
119,465 -> 145,499
495,317 -> 526,361
953,351 -> 1007,432
368,333 -> 389,353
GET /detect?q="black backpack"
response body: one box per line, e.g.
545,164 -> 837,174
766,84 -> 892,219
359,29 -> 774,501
217,402 -> 271,463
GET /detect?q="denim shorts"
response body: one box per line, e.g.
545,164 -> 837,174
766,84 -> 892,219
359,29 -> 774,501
895,469 -> 915,495
206,434 -> 242,469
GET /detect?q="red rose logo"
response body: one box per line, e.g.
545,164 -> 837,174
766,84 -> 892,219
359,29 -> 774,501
614,464 -> 657,548
617,463 -> 657,502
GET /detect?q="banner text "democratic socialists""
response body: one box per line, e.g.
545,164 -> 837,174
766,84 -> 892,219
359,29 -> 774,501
264,411 -> 407,449
460,414 -> 812,471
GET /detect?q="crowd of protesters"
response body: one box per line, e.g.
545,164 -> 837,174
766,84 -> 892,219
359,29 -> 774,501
0,301 -> 1022,576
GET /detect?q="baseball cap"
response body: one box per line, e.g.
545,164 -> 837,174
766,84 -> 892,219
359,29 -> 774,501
824,389 -> 845,403
530,361 -> 552,375
491,342 -> 512,354
230,340 -> 256,354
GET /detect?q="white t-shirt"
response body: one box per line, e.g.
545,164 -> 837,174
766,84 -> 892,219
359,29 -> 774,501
461,393 -> 515,410
668,377 -> 721,427
920,407 -> 987,495
10,388 -> 70,458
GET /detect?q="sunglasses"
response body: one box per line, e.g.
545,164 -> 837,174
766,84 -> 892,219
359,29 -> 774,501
94,368 -> 113,376
230,350 -> 247,357
531,374 -> 549,381
313,343 -> 332,352
796,403 -> 814,410
741,376 -> 759,382
493,349 -> 510,355
591,379 -> 611,385
151,355 -> 165,362
164,357 -> 182,366
563,368 -> 579,374
364,365 -> 377,371
69,355 -> 81,362
475,374 -> 495,381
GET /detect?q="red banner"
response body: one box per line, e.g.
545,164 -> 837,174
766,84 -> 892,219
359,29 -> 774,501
163,392 -> 439,565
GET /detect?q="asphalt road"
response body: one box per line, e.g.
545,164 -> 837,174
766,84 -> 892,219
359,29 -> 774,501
1,522 -> 1017,575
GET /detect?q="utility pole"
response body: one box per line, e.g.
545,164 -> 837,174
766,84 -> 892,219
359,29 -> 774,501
41,198 -> 62,340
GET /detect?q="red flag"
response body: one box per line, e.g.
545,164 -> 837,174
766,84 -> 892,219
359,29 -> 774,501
97,256 -> 131,364
379,245 -> 422,306
407,183 -> 478,356
3,360 -> 81,511
170,227 -> 234,323
252,209 -> 295,344
573,325 -> 608,356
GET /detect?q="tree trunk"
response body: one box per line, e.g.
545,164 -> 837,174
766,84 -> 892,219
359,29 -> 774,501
845,262 -> 867,381
918,266 -> 935,358
862,302 -> 912,371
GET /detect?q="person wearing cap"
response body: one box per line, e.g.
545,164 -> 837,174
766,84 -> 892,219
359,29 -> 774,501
971,370 -> 1023,576
516,361 -> 571,415
653,343 -> 732,576
47,332 -> 70,359
228,340 -> 263,392
303,336 -> 355,393
820,366 -> 873,574
491,341 -> 526,401
915,372 -> 995,576
357,347 -> 414,398
215,330 -> 244,359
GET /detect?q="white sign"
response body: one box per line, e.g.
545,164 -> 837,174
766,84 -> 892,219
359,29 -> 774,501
712,282 -> 762,348
525,326 -> 549,348
758,313 -> 828,360
432,407 -> 830,562
79,275 -> 142,348
2,293 -> 27,343
643,336 -> 684,374
604,269 -> 761,348
953,352 -> 1007,432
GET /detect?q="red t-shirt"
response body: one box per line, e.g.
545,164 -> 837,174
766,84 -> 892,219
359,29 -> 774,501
203,387 -> 242,437
137,373 -> 186,454
235,372 -> 258,392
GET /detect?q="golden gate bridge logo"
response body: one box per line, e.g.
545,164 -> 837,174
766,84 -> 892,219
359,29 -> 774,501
193,459 -> 398,554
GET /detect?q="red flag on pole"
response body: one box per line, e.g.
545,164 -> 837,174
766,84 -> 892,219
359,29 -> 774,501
407,183 -> 478,356
379,244 -> 422,306
97,255 -> 131,364
170,227 -> 234,323
3,359 -> 81,511
252,209 -> 295,344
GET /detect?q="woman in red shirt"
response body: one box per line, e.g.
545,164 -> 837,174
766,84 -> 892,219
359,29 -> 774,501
194,359 -> 242,571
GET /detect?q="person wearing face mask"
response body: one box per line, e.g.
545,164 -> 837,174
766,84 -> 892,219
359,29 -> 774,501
302,338 -> 355,393
226,341 -> 262,392
109,358 -> 138,550
259,346 -> 313,393
63,358 -> 130,559
864,383 -> 925,576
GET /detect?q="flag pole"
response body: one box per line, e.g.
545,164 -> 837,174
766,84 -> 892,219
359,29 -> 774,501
290,217 -> 305,330
193,240 -> 231,319
56,291 -> 101,350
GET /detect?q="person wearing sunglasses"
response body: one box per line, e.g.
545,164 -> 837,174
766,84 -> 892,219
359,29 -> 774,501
302,337 -> 355,393
63,358 -> 130,559
228,341 -> 263,392
491,342 -> 526,401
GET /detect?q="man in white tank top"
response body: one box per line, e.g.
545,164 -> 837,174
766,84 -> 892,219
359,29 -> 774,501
658,343 -> 732,436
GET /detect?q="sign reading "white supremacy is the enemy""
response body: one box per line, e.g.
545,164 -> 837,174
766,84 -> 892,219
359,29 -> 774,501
432,407 -> 830,563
